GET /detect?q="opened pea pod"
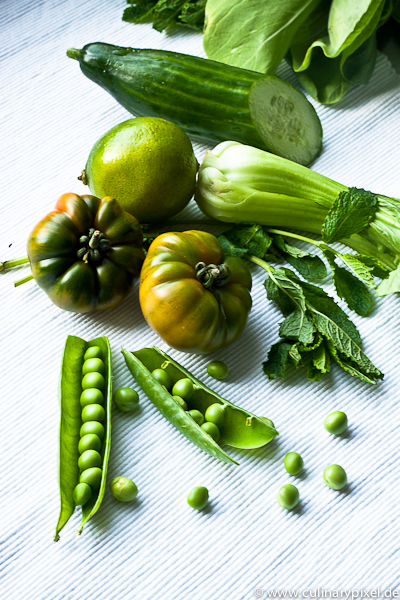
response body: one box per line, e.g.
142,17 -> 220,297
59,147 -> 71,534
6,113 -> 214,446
122,347 -> 278,464
54,335 -> 112,541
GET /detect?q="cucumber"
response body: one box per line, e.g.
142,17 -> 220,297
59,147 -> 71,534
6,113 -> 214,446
67,43 -> 322,166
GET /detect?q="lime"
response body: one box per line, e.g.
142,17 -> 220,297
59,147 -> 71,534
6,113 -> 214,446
81,117 -> 198,223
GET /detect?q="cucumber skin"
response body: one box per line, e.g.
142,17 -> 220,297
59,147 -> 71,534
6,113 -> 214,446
73,43 -> 322,162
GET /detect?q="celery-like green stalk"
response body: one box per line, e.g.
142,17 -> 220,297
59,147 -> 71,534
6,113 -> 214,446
195,141 -> 399,272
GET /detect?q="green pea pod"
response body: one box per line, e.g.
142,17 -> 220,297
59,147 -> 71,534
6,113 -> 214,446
54,335 -> 112,541
122,347 -> 278,465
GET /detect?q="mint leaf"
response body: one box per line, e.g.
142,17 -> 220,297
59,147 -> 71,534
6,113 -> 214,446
264,268 -> 306,316
218,234 -> 248,259
263,341 -> 294,380
271,234 -> 327,281
321,187 -> 378,243
219,224 -> 272,259
339,254 -> 376,288
327,342 -> 383,385
323,250 -> 372,317
279,310 -> 315,345
376,265 -> 400,296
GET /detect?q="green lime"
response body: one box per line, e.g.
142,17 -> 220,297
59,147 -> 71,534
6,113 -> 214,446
82,117 -> 198,223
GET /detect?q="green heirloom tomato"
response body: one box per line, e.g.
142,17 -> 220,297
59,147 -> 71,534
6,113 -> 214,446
139,231 -> 252,353
27,193 -> 144,312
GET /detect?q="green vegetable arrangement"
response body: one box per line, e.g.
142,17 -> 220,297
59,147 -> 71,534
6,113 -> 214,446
55,336 -> 112,541
123,0 -> 400,104
122,347 -> 278,464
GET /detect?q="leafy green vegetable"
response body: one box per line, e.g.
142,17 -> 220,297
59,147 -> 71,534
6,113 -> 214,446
323,250 -> 373,316
179,0 -> 206,30
153,0 -> 187,31
123,1 -> 157,24
203,0 -> 322,74
321,188 -> 379,243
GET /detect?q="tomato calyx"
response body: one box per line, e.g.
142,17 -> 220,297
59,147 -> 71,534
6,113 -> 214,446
195,262 -> 231,290
77,228 -> 111,264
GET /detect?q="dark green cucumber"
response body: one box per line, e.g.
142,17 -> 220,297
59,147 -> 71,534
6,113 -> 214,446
67,43 -> 322,165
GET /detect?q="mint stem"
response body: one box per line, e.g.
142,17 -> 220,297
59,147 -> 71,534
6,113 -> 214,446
0,256 -> 30,271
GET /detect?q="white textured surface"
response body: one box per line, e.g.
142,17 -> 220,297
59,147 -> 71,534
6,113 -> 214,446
1,2 -> 400,598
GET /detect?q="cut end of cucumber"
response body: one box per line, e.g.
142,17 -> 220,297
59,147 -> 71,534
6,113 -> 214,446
249,77 -> 323,166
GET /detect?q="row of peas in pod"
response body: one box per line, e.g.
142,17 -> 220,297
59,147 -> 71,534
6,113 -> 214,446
73,346 -> 107,506
152,368 -> 226,443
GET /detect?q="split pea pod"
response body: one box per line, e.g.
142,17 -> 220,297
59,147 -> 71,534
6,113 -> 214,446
54,335 -> 112,540
122,347 -> 278,464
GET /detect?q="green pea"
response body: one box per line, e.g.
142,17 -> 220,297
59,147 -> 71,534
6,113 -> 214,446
113,387 -> 139,412
82,372 -> 105,391
276,484 -> 300,510
79,467 -> 102,489
324,464 -> 347,490
187,486 -> 209,510
82,358 -> 105,375
204,403 -> 225,428
82,404 -> 105,423
110,476 -> 138,502
78,434 -> 102,454
173,395 -> 188,410
80,388 -> 104,408
80,421 -> 105,439
188,409 -> 204,426
207,360 -> 229,380
324,411 -> 348,435
78,449 -> 102,471
284,452 -> 304,475
152,368 -> 172,390
73,482 -> 92,506
201,422 -> 220,442
84,346 -> 103,360
172,378 -> 194,400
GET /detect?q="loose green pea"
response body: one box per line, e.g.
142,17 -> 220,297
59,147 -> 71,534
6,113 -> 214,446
82,357 -> 105,375
78,449 -> 102,471
204,403 -> 225,428
277,484 -> 300,510
78,434 -> 102,454
324,464 -> 347,490
187,486 -> 209,510
80,421 -> 105,439
79,467 -> 102,489
73,482 -> 92,506
82,372 -> 105,391
172,378 -> 194,400
84,346 -> 103,360
82,404 -> 105,423
173,395 -> 188,410
80,388 -> 104,408
110,476 -> 138,502
207,360 -> 229,380
188,409 -> 204,426
201,422 -> 220,442
324,411 -> 348,435
284,452 -> 304,475
113,388 -> 139,412
152,368 -> 172,390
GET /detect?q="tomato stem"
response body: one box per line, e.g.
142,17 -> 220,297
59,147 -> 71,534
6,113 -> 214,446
0,256 -> 30,271
14,274 -> 34,287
